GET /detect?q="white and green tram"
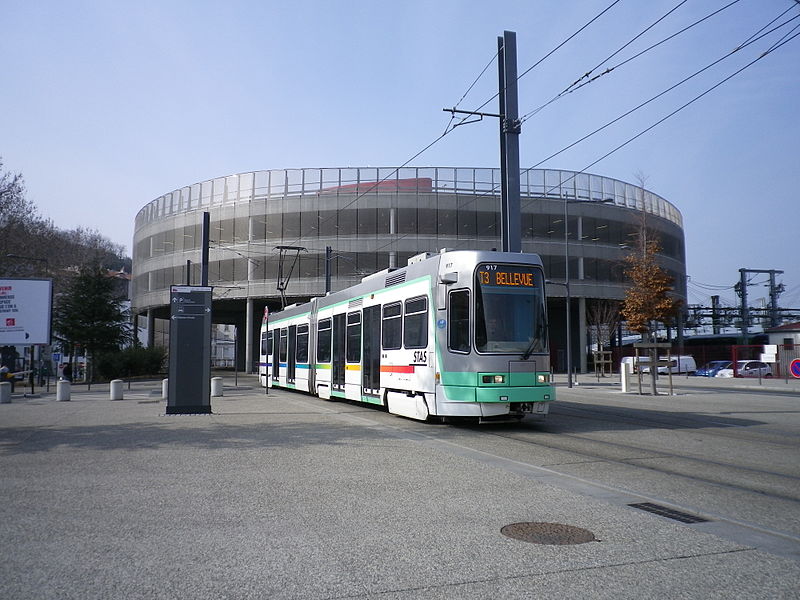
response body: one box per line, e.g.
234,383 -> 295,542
259,249 -> 554,423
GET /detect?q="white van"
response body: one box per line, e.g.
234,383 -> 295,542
641,355 -> 696,375
620,356 -> 650,373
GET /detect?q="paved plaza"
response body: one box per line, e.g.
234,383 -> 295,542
1,375 -> 798,599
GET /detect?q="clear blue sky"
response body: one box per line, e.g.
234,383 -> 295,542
2,0 -> 798,309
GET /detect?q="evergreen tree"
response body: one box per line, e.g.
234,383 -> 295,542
53,266 -> 132,380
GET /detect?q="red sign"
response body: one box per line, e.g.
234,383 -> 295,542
790,359 -> 800,379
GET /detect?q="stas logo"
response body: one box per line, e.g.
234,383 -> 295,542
5,318 -> 15,327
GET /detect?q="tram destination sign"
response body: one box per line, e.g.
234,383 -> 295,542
477,265 -> 537,287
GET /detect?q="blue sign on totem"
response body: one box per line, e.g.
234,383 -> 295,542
790,359 -> 800,379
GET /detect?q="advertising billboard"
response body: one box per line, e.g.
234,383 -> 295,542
0,279 -> 52,345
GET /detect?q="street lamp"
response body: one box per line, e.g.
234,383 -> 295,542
558,197 -> 615,388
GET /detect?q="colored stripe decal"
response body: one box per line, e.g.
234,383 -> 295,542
380,365 -> 415,374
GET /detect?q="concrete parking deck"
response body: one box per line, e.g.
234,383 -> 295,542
1,375 -> 798,599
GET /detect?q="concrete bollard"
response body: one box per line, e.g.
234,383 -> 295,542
620,361 -> 632,393
57,380 -> 71,402
110,379 -> 124,401
162,378 -> 168,400
0,381 -> 11,404
211,376 -> 224,397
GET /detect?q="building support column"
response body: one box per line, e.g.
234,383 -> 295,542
578,296 -> 588,374
147,309 -> 155,348
389,207 -> 397,268
245,299 -> 254,373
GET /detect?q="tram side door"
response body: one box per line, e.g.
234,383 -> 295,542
287,325 -> 297,384
332,313 -> 346,392
271,329 -> 280,381
362,305 -> 381,396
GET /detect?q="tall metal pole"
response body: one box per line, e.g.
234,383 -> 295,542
201,211 -> 210,286
768,270 -> 779,328
739,268 -> 749,344
711,295 -> 721,335
497,30 -> 522,253
325,246 -> 332,294
564,199 -> 572,387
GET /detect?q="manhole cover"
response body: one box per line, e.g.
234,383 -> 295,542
501,522 -> 596,545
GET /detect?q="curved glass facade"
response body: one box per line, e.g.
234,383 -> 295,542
132,167 -> 686,314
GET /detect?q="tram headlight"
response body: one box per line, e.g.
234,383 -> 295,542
482,375 -> 505,384
537,373 -> 550,384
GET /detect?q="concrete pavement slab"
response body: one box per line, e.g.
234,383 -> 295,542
1,379 -> 798,599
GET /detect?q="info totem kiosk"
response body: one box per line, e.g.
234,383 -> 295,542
167,286 -> 212,414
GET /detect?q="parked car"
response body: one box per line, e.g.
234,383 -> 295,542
694,360 -> 731,377
715,360 -> 773,378
640,355 -> 697,375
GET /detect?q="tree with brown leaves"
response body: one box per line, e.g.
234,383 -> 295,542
621,210 -> 681,395
621,234 -> 679,335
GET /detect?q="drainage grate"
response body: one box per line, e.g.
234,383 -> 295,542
628,502 -> 709,524
501,522 -> 597,545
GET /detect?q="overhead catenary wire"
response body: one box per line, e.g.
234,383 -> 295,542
519,10 -> 800,170
520,0 -> 695,123
419,5 -> 800,251
210,5 -> 799,293
435,18 -> 800,249
443,49 -> 500,135
275,3 -> 620,253
367,23 -> 800,258
533,28 -> 800,200
453,0 -> 625,127
519,0 -> 745,124
295,3 -> 633,261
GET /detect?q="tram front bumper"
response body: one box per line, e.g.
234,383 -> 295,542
475,386 -> 553,405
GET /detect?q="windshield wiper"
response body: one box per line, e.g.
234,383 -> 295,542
521,318 -> 546,360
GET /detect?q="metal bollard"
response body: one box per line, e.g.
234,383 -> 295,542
110,379 -> 124,401
57,380 -> 71,402
211,377 -> 224,397
162,378 -> 168,400
0,381 -> 11,404
620,362 -> 632,393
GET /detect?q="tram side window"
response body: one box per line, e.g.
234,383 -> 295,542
261,331 -> 272,357
296,324 -> 309,363
346,311 -> 361,362
448,290 -> 470,353
403,296 -> 428,349
279,328 -> 288,362
317,318 -> 332,363
382,302 -> 402,350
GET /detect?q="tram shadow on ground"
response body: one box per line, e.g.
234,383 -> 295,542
461,400 -> 765,435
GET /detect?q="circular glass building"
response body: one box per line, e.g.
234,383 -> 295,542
132,167 -> 686,372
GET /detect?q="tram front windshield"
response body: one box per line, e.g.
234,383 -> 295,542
475,263 -> 548,354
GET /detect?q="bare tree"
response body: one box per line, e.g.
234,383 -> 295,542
587,299 -> 622,376
587,299 -> 622,351
1,159 -> 128,289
